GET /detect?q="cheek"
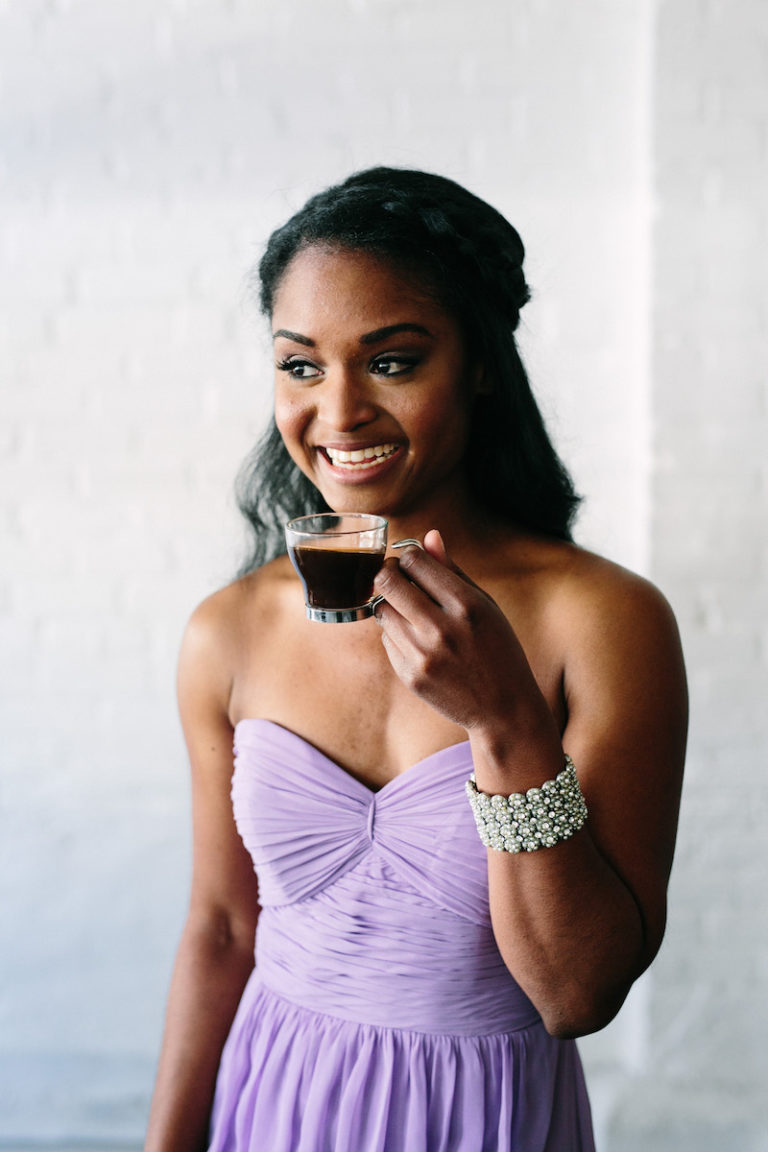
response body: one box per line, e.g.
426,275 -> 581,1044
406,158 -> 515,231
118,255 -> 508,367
274,392 -> 313,468
414,382 -> 472,445
274,388 -> 306,439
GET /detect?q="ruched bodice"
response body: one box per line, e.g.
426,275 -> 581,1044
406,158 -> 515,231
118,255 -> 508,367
208,719 -> 595,1152
233,719 -> 487,914
232,719 -> 540,1034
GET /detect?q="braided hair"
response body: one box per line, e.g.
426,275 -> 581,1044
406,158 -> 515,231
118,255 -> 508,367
236,167 -> 580,573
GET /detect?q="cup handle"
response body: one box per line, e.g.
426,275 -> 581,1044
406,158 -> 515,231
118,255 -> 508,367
391,538 -> 425,551
369,538 -> 425,614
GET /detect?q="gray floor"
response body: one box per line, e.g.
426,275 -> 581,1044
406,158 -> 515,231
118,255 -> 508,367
0,1146 -> 142,1152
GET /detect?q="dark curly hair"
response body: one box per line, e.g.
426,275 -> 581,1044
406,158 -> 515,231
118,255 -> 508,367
236,167 -> 580,572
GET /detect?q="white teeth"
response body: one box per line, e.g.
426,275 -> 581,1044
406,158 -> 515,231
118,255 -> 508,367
325,443 -> 398,469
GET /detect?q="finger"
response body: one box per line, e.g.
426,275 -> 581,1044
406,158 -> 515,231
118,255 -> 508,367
373,555 -> 445,621
375,605 -> 422,679
376,596 -> 456,704
392,542 -> 485,611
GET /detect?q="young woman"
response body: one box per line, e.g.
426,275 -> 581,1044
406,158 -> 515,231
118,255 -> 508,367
145,168 -> 687,1152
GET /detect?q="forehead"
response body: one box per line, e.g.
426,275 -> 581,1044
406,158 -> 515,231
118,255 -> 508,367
271,244 -> 450,333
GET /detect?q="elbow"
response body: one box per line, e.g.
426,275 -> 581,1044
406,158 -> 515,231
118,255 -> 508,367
541,1004 -> 619,1040
538,985 -> 630,1040
537,925 -> 661,1039
184,903 -> 258,966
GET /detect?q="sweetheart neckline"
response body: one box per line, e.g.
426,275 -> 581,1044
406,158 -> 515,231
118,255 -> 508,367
234,717 -> 473,796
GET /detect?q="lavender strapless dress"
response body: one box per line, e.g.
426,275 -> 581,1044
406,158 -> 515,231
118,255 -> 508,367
208,719 -> 594,1152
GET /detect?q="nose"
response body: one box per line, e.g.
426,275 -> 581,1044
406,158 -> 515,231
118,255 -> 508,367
317,369 -> 378,432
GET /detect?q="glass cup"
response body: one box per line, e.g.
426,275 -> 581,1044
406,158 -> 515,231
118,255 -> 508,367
285,513 -> 389,623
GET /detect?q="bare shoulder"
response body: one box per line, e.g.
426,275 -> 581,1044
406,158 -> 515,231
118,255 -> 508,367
495,532 -> 680,646
516,535 -> 688,782
546,542 -> 681,642
183,554 -> 295,646
562,555 -> 686,727
178,554 -> 297,723
492,532 -> 687,745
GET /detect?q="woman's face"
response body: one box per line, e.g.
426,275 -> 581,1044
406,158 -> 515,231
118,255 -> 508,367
271,244 -> 479,522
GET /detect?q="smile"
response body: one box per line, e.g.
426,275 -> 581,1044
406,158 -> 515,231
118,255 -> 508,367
323,443 -> 400,470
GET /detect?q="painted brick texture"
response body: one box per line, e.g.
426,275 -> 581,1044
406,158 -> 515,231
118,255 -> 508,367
1,0 -> 765,1147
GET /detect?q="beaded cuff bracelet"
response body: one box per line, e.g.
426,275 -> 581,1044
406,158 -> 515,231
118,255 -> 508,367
465,756 -> 588,852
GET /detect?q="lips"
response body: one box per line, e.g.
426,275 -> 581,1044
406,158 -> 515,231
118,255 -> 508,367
320,442 -> 401,472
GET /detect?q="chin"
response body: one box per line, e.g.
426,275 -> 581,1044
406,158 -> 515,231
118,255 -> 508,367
322,494 -> 387,517
311,480 -> 383,514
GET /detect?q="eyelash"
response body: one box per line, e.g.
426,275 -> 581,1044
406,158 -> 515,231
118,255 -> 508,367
275,358 -> 320,379
275,355 -> 420,380
372,356 -> 419,377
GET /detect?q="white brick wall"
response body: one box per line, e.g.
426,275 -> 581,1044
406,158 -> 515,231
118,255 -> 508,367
597,1 -> 768,1148
1,0 -> 765,1147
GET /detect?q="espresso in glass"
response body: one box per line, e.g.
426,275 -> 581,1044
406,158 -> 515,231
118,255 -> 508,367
285,514 -> 388,623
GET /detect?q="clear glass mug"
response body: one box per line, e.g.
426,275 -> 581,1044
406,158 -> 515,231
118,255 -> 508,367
285,513 -> 424,623
285,513 -> 389,623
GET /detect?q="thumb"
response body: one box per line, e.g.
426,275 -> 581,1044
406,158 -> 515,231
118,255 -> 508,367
423,529 -> 485,593
423,528 -> 448,564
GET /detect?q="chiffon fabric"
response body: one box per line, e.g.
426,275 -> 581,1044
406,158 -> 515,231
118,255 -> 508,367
208,719 -> 595,1152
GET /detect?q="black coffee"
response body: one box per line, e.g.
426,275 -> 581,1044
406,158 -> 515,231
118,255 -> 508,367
290,545 -> 385,609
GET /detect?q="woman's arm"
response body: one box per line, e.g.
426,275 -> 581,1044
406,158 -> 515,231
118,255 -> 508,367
373,533 -> 687,1039
145,598 -> 261,1152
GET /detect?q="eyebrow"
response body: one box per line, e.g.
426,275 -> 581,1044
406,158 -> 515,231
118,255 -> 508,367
272,328 -> 314,346
272,323 -> 434,346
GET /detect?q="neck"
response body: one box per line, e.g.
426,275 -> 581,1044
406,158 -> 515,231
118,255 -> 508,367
381,485 -> 501,566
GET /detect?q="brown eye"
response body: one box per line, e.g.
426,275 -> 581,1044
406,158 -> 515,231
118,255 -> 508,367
370,356 -> 419,377
276,358 -> 322,380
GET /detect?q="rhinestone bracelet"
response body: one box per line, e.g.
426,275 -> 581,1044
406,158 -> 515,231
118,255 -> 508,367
465,756 -> 587,852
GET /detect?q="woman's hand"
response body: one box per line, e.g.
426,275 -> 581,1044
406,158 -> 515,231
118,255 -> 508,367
373,530 -> 556,753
